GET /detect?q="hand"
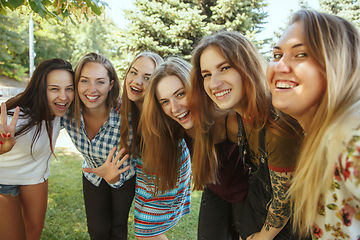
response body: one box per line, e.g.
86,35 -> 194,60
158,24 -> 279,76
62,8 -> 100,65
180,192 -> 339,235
83,147 -> 131,184
0,102 -> 19,154
246,232 -> 270,240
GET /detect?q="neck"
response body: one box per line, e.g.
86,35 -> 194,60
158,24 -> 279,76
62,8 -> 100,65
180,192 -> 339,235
83,106 -> 110,119
135,101 -> 143,114
185,127 -> 196,139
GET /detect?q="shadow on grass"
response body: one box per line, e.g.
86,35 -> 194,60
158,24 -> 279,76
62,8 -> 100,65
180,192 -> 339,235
41,149 -> 201,240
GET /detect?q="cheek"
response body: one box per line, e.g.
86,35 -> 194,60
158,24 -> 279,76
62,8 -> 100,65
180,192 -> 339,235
162,106 -> 171,117
266,63 -> 275,86
203,80 -> 212,97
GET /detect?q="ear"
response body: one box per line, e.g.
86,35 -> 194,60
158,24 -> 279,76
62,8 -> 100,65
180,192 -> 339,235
109,80 -> 114,91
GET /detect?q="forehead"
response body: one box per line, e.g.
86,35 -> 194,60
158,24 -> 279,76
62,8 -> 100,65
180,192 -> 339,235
156,75 -> 184,98
276,21 -> 305,47
200,46 -> 225,64
131,57 -> 156,73
81,62 -> 109,78
47,69 -> 73,85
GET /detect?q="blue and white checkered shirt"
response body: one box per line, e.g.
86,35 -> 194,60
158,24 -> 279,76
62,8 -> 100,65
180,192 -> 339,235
60,108 -> 136,188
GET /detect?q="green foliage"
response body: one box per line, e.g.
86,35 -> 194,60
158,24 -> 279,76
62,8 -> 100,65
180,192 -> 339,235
120,0 -> 268,61
0,0 -> 108,23
320,0 -> 360,28
0,12 -> 28,80
42,148 -> 202,239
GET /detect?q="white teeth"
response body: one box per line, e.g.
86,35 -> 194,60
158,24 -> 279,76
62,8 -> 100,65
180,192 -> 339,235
131,86 -> 142,92
87,96 -> 99,100
56,103 -> 66,106
276,82 -> 295,89
177,111 -> 189,119
214,90 -> 230,97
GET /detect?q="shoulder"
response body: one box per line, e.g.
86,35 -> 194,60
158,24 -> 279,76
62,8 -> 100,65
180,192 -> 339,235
265,129 -> 301,172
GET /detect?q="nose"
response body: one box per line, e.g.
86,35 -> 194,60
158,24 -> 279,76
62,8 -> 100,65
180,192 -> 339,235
58,89 -> 67,100
170,100 -> 181,114
134,76 -> 143,85
89,81 -> 96,92
274,55 -> 291,73
209,72 -> 223,90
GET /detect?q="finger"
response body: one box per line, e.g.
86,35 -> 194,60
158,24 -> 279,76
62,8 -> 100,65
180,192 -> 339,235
106,147 -> 117,163
83,167 -> 96,173
118,165 -> 131,174
1,102 -> 7,126
9,106 -> 19,128
116,154 -> 129,168
112,148 -> 126,163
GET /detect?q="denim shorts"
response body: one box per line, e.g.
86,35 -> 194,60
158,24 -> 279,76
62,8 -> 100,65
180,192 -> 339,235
0,184 -> 20,196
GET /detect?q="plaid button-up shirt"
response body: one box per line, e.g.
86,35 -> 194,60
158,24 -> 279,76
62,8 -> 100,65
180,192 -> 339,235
60,108 -> 136,188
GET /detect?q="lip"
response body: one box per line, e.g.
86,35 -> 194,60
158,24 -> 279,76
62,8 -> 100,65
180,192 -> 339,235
54,102 -> 69,111
274,80 -> 298,91
129,85 -> 143,95
175,110 -> 190,124
213,89 -> 231,100
85,95 -> 100,102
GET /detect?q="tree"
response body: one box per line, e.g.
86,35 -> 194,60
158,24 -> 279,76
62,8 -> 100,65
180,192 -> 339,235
0,0 -> 108,23
320,0 -> 360,28
120,0 -> 268,62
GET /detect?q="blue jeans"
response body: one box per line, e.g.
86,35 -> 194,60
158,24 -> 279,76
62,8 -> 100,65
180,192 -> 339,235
0,184 -> 19,196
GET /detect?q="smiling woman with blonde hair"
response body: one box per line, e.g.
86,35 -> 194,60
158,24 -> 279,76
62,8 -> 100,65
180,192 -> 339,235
267,9 -> 360,239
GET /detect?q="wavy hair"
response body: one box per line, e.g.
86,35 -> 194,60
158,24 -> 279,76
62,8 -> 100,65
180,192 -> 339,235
73,53 -> 121,128
4,58 -> 74,157
286,10 -> 360,236
119,52 -> 164,156
140,57 -> 191,193
189,31 -> 300,190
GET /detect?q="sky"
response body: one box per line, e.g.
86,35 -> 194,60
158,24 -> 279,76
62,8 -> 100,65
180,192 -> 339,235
104,0 -> 320,44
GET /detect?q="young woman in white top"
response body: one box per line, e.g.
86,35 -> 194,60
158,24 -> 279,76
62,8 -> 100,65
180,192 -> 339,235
0,58 -> 75,240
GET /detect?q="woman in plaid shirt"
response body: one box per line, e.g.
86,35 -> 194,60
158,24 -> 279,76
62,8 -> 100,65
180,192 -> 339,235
61,53 -> 135,240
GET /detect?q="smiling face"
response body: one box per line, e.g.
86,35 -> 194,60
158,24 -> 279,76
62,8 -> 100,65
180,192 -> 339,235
156,75 -> 194,129
47,69 -> 74,117
77,62 -> 114,111
266,21 -> 326,124
200,46 -> 243,112
125,57 -> 156,106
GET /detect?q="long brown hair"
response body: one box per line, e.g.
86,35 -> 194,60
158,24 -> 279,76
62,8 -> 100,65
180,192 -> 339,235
190,31 -> 301,190
119,52 -> 164,156
4,58 -> 74,157
140,57 -> 191,193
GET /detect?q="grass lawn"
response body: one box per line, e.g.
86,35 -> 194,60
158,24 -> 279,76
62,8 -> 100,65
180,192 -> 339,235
41,148 -> 201,240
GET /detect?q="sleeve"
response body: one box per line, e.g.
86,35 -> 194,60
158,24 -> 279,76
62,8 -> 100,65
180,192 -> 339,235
341,131 -> 360,199
266,130 -> 301,172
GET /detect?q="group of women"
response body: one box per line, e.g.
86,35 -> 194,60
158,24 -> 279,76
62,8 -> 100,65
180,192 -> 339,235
0,9 -> 359,240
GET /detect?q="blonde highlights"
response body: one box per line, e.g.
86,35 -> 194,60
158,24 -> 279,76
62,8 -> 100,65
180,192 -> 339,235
287,10 -> 360,236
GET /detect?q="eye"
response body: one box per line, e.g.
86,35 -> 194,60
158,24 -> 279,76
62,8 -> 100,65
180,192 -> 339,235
295,52 -> 307,58
98,80 -> 105,84
177,91 -> 185,98
50,87 -> 59,91
130,71 -> 137,75
80,79 -> 88,83
144,76 -> 150,81
221,66 -> 231,71
66,87 -> 74,91
160,100 -> 169,106
202,73 -> 211,79
273,52 -> 282,60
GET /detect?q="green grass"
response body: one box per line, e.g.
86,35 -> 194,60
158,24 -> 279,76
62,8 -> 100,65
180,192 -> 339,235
41,148 -> 201,240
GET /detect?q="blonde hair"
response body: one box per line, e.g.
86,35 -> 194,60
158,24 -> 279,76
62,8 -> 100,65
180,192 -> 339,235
287,10 -> 360,236
140,57 -> 191,193
119,52 -> 164,156
73,53 -> 121,128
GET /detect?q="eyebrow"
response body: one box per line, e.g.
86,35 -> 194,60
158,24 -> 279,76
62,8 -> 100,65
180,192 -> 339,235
273,43 -> 304,50
80,75 -> 106,80
201,60 -> 228,74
